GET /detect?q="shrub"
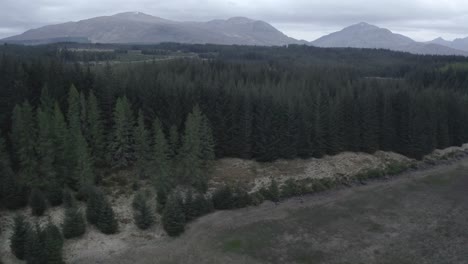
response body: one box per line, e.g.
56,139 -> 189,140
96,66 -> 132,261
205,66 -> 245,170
212,186 -> 234,210
281,179 -> 301,198
231,187 -> 252,208
386,162 -> 408,175
29,188 -> 47,216
62,205 -> 86,239
261,179 -> 280,202
10,215 -> 30,260
162,192 -> 186,237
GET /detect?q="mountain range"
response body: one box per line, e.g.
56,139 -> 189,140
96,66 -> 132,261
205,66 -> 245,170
3,12 -> 468,56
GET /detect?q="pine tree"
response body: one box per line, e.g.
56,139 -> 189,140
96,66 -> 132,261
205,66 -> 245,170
132,191 -> 155,230
110,96 -> 135,168
74,132 -> 94,189
134,110 -> 151,179
37,103 -> 61,205
43,222 -> 64,264
156,184 -> 168,213
168,125 -> 179,158
10,215 -> 30,260
11,101 -> 38,186
51,103 -> 68,185
96,199 -> 118,234
62,203 -> 86,239
86,90 -> 105,165
162,192 -> 186,237
25,223 -> 46,264
151,118 -> 171,188
29,188 -> 47,216
62,188 -> 75,208
86,187 -> 104,225
0,135 -> 13,201
178,106 -> 215,191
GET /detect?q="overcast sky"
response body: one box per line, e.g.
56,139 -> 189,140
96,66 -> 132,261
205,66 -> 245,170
1,0 -> 468,41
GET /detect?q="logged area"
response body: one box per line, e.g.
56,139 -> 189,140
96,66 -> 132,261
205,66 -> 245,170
111,159 -> 468,264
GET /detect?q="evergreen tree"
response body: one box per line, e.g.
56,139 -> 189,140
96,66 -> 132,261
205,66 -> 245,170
151,118 -> 171,188
62,188 -> 75,208
36,95 -> 56,190
162,192 -> 186,237
134,110 -> 151,179
96,199 -> 118,234
10,215 -> 30,260
74,132 -> 94,189
51,103 -> 68,185
62,203 -> 86,239
212,186 -> 234,210
0,135 -> 14,201
29,188 -> 47,216
178,106 -> 215,191
168,125 -> 179,158
110,96 -> 135,168
132,191 -> 155,230
11,101 -> 38,186
86,90 -> 106,164
43,222 -> 64,264
86,187 -> 104,225
25,223 -> 46,264
156,184 -> 168,214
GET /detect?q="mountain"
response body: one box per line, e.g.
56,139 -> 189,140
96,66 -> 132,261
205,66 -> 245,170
2,12 -> 301,46
428,37 -> 468,52
312,22 -> 467,56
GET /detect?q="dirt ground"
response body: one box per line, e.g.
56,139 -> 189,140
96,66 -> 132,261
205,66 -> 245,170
1,146 -> 468,264
91,157 -> 468,264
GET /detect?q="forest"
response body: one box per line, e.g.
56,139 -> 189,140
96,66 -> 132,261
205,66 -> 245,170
1,43 -> 468,262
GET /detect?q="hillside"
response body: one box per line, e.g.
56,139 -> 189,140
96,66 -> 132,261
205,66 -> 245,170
2,12 -> 301,46
312,22 -> 468,56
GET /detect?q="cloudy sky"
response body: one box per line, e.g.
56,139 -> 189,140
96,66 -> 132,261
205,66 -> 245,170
1,0 -> 468,41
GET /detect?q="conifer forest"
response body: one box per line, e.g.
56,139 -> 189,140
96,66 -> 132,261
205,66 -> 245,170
1,43 -> 468,262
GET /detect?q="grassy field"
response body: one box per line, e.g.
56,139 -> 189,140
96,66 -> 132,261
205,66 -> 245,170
107,161 -> 468,264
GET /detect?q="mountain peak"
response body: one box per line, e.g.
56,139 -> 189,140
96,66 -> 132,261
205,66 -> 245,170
226,17 -> 256,24
113,11 -> 150,17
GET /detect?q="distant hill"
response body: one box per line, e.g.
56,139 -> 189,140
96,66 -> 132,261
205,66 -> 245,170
3,14 -> 467,56
2,12 -> 302,46
312,22 -> 468,56
427,37 -> 468,52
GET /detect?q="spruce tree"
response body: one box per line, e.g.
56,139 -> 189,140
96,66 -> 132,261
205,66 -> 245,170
132,191 -> 155,230
37,100 -> 56,189
168,125 -> 179,158
0,135 -> 14,201
25,223 -> 46,264
110,96 -> 135,168
10,215 -> 30,260
86,90 -> 105,165
134,110 -> 151,179
178,106 -> 215,191
162,192 -> 186,237
96,199 -> 118,234
11,102 -> 38,186
29,188 -> 47,216
74,132 -> 94,189
86,187 -> 104,225
51,103 -> 69,185
62,203 -> 86,239
43,222 -> 64,264
151,118 -> 171,188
